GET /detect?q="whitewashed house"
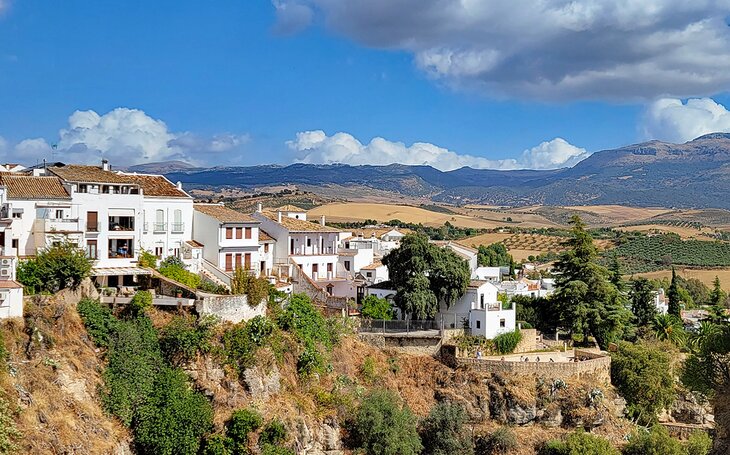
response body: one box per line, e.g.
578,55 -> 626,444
654,288 -> 669,315
258,229 -> 275,278
433,241 -> 479,275
193,204 -> 263,280
472,266 -> 502,282
0,256 -> 23,318
358,261 -> 389,286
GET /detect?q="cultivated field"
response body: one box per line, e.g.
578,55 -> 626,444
457,232 -> 513,248
614,224 -> 712,239
309,203 -> 495,228
635,268 -> 730,291
564,205 -> 674,223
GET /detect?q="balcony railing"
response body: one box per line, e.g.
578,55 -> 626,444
153,222 -> 167,233
171,222 -> 184,233
86,223 -> 98,232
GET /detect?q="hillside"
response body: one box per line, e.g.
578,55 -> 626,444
164,133 -> 730,209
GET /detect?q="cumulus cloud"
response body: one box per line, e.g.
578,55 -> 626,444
272,0 -> 313,35
274,0 -> 730,100
642,98 -> 730,143
4,108 -> 250,166
287,130 -> 588,171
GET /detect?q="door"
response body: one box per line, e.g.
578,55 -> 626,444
225,253 -> 233,271
244,253 -> 251,269
87,211 -> 98,232
312,263 -> 318,279
235,253 -> 242,270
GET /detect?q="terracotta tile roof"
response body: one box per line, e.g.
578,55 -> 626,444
185,240 -> 204,248
194,204 -> 257,223
275,204 -> 306,212
259,229 -> 274,241
361,261 -> 383,270
261,210 -> 340,232
0,280 -> 23,289
468,279 -> 488,288
48,165 -> 135,184
121,174 -> 189,198
0,175 -> 70,199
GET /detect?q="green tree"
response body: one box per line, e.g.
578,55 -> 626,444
477,243 -> 512,267
159,314 -> 217,366
420,403 -> 473,455
631,278 -> 657,327
383,233 -> 469,319
552,216 -> 626,346
231,267 -> 270,305
610,342 -> 675,425
622,425 -> 684,455
17,241 -> 92,293
129,290 -> 153,316
667,267 -> 682,317
352,389 -> 422,455
360,295 -> 395,320
133,367 -> 214,455
652,314 -> 686,345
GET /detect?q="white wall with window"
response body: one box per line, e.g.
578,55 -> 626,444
139,197 -> 193,262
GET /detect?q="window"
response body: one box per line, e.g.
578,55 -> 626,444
11,239 -> 17,249
86,240 -> 98,260
326,284 -> 334,295
366,272 -> 372,278
244,253 -> 251,269
245,227 -> 252,239
154,209 -> 165,232
226,227 -> 233,239
480,294 -> 484,309
155,247 -> 163,257
225,253 -> 233,271
264,243 -> 269,253
327,263 -> 333,273
312,264 -> 318,276
307,238 -> 311,247
11,210 -> 21,219
344,260 -> 350,271
235,228 -> 242,239
87,211 -> 98,232
476,320 -> 481,329
55,209 -> 64,219
172,209 -> 183,232
235,253 -> 242,270
500,319 -> 506,328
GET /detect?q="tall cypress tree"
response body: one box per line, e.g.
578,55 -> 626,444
667,267 -> 681,317
630,277 -> 657,327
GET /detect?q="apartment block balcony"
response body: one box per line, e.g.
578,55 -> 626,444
34,218 -> 81,233
171,222 -> 185,233
153,222 -> 167,233
109,216 -> 135,232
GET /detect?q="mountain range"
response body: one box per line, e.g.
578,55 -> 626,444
157,133 -> 730,209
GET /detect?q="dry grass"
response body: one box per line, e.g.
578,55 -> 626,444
634,267 -> 730,291
2,295 -> 130,454
614,224 -> 712,239
564,205 -> 673,223
309,202 -> 494,228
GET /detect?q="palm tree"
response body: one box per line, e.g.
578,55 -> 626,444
652,314 -> 686,346
688,320 -> 722,353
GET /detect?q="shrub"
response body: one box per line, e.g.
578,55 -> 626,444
0,395 -> 21,453
493,330 -> 522,354
297,343 -> 325,376
622,426 -> 684,455
352,389 -> 422,455
138,249 -> 158,269
222,316 -> 275,373
277,294 -> 333,348
198,279 -> 229,294
420,402 -> 473,455
129,291 -> 153,316
259,419 -> 287,446
539,430 -> 618,455
159,314 -> 217,365
227,408 -> 262,453
133,367 -> 214,455
231,267 -> 270,305
102,317 -> 164,426
77,298 -> 117,348
201,434 -> 233,455
610,342 -> 675,425
684,430 -> 712,455
18,242 -> 92,293
475,426 -> 516,455
360,295 -> 395,320
261,445 -> 294,455
360,356 -> 377,384
158,256 -> 201,289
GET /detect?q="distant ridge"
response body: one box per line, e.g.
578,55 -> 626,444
160,133 -> 730,209
125,160 -> 198,174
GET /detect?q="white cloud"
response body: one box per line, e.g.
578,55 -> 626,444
642,97 -> 730,143
275,0 -> 730,100
3,107 -> 251,166
287,130 -> 588,171
272,0 -> 313,35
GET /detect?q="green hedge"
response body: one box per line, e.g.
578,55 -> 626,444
493,330 -> 522,354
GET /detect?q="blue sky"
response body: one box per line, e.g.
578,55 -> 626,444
1,1 -> 730,170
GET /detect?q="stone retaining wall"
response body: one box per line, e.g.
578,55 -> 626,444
454,349 -> 611,382
359,333 -> 442,357
195,294 -> 265,324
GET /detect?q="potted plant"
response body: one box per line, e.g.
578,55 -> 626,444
176,289 -> 183,298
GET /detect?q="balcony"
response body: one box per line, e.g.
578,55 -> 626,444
153,222 -> 167,233
34,218 -> 81,233
171,222 -> 185,233
109,239 -> 134,259
109,216 -> 135,232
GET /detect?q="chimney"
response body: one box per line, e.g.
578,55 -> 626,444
176,181 -> 183,190
257,202 -> 263,213
101,159 -> 109,171
320,215 -> 326,226
277,211 -> 282,223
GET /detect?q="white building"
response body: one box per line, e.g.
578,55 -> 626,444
437,280 -> 515,338
433,241 -> 479,275
654,288 -> 669,315
358,260 -> 389,286
472,266 -> 502,283
193,204 -> 263,280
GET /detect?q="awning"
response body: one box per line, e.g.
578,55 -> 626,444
108,208 -> 135,217
91,267 -> 153,277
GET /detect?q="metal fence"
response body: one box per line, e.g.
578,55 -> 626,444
359,318 -> 441,334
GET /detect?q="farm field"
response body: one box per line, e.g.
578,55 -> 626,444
458,231 -> 615,261
308,203 -> 495,228
564,205 -> 674,223
452,206 -> 563,228
457,232 -> 513,248
614,224 -> 713,239
635,268 -> 730,292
